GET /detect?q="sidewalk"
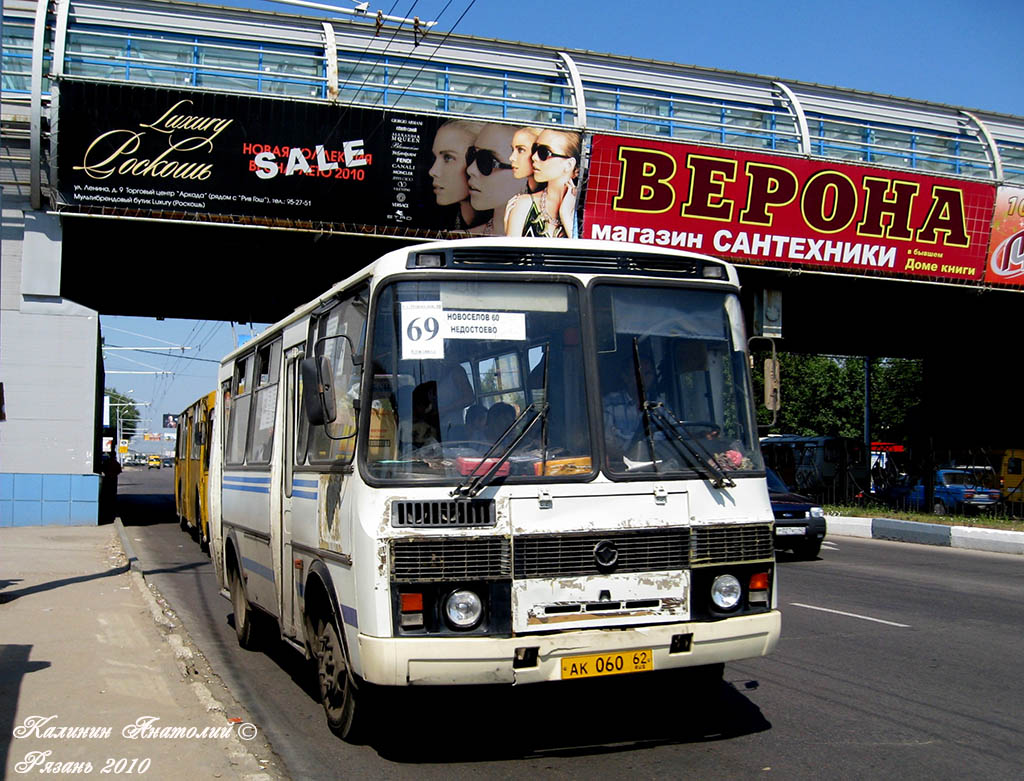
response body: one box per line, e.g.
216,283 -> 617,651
0,524 -> 284,780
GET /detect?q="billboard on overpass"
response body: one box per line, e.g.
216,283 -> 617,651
582,134 -> 997,284
55,81 -> 581,241
985,185 -> 1024,286
57,80 -> 1007,287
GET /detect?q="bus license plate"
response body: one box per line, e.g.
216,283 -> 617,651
561,649 -> 654,680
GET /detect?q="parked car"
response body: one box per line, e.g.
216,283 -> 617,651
767,468 -> 826,559
886,468 -> 1001,515
147,454 -> 162,469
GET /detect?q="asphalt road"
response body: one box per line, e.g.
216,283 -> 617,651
117,466 -> 1024,779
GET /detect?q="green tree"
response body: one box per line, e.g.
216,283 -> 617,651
869,358 -> 923,444
753,352 -> 922,444
105,387 -> 140,437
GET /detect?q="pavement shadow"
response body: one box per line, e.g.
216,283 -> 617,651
774,549 -> 820,563
240,626 -> 771,764
227,616 -> 324,704
369,672 -> 772,762
0,566 -> 129,604
116,493 -> 178,527
0,645 -> 52,771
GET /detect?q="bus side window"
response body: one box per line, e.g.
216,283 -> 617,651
302,287 -> 369,464
226,354 -> 252,465
221,380 -> 232,455
247,340 -> 282,465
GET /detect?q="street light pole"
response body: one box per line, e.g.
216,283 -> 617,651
108,400 -> 151,464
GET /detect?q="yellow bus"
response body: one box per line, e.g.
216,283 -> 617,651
175,390 -> 216,549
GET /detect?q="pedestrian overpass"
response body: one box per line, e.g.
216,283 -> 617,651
3,0 -> 1023,523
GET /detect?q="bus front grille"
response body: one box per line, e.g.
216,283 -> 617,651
391,499 -> 496,528
690,523 -> 774,566
391,537 -> 511,582
513,529 -> 691,579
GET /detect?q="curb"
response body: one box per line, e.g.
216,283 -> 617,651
112,518 -> 282,780
827,515 -> 1024,555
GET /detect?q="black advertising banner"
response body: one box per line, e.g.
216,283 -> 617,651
56,81 -> 582,239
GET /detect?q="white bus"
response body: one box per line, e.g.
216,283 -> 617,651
209,238 -> 780,740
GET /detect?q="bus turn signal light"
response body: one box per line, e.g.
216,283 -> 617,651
400,593 -> 423,612
399,592 -> 424,629
749,572 -> 770,605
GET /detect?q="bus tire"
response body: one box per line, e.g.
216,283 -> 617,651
315,615 -> 368,742
178,486 -> 188,531
229,563 -> 258,650
196,491 -> 209,553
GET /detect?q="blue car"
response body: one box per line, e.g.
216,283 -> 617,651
890,469 -> 1001,515
767,468 -> 826,559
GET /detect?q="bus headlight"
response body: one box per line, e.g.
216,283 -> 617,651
444,589 -> 483,629
710,574 -> 742,610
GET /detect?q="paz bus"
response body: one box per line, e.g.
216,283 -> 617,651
208,238 -> 780,740
175,390 -> 216,548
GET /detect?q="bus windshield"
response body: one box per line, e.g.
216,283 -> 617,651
365,279 -> 590,482
364,277 -> 761,483
595,283 -> 761,476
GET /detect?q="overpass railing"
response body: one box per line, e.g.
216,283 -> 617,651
3,0 -> 1024,210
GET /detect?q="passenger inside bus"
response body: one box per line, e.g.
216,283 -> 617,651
484,402 -> 517,442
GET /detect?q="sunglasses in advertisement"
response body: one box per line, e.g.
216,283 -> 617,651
532,143 -> 573,161
466,146 -> 513,176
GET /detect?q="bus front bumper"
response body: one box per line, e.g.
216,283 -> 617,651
357,610 -> 780,686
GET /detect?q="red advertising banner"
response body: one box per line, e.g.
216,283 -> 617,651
984,185 -> 1024,286
582,135 -> 996,283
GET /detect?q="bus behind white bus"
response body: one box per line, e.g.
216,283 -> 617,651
209,238 -> 780,740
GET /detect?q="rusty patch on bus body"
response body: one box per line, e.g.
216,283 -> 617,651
319,473 -> 347,554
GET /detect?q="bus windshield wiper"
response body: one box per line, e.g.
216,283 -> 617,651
451,400 -> 550,498
452,343 -> 551,499
632,338 -> 660,473
644,401 -> 735,489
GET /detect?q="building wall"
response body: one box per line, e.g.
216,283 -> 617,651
1,206 -> 102,526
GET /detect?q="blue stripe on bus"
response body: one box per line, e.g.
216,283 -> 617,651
224,475 -> 271,484
292,478 -> 318,487
225,484 -> 271,494
341,604 -> 358,628
292,490 -> 318,500
241,556 -> 275,583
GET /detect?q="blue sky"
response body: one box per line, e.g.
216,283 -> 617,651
235,0 -> 1021,115
102,0 -> 1022,441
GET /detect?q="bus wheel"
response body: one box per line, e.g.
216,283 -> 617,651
229,565 -> 258,650
196,494 -> 209,553
315,617 -> 366,742
178,491 -> 188,530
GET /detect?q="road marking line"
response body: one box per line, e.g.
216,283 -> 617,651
790,602 -> 911,628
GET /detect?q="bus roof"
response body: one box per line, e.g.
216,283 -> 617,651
217,238 -> 740,367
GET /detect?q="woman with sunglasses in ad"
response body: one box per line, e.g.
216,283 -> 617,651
465,124 -> 522,235
502,126 -> 543,234
505,128 -> 580,238
508,126 -> 542,191
428,119 -> 485,230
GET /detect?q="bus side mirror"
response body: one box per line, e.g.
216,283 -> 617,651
301,356 -> 337,426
